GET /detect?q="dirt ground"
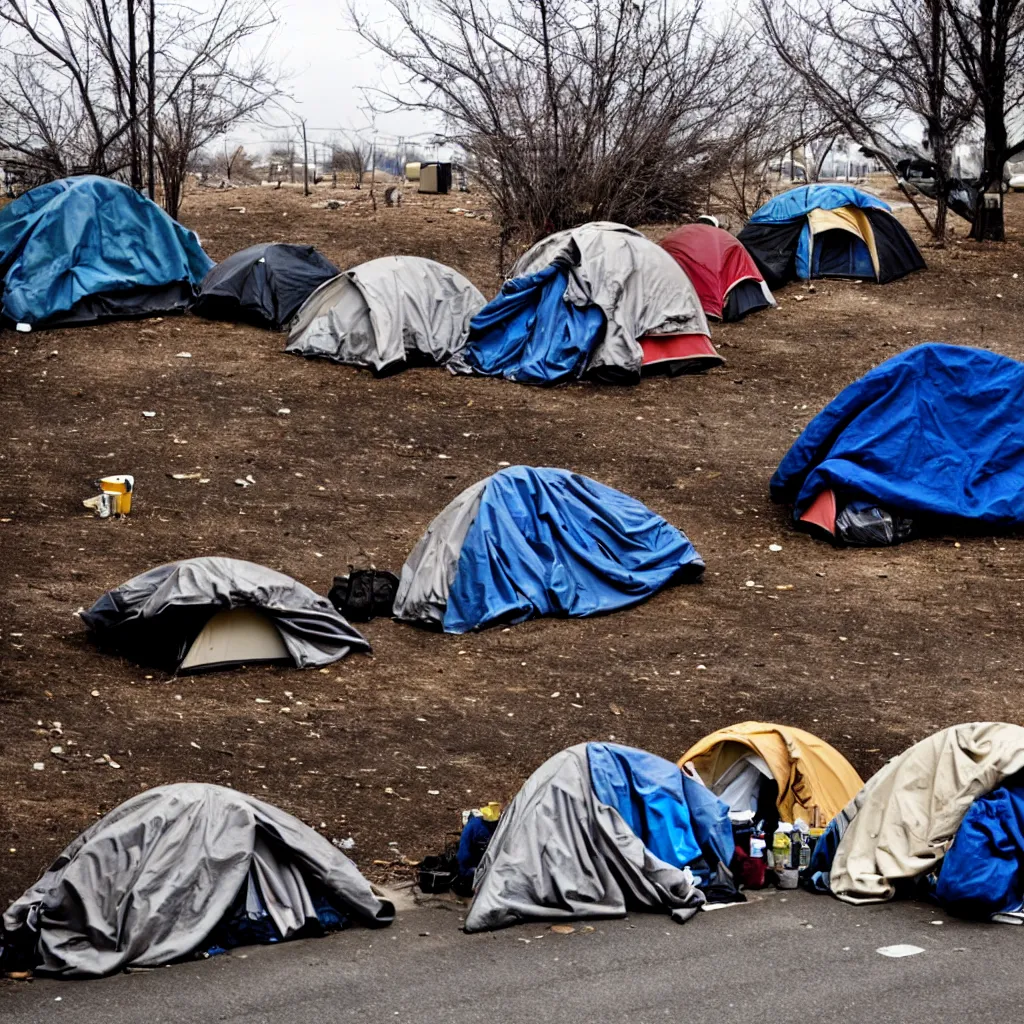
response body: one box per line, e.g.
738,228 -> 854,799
3,178 -> 1024,906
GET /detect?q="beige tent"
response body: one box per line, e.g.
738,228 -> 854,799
178,607 -> 291,673
404,162 -> 421,182
806,206 -> 880,277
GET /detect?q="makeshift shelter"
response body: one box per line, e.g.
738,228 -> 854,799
771,344 -> 1024,546
193,243 -> 339,330
0,175 -> 212,328
286,256 -> 484,375
393,465 -> 705,634
679,722 -> 863,827
1,783 -> 394,976
418,162 -> 451,194
449,222 -> 720,384
811,723 -> 1024,907
465,743 -> 724,931
660,224 -> 776,321
737,184 -> 925,289
80,556 -> 369,673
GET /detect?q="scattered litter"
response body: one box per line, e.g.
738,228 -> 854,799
334,837 -> 356,849
50,745 -> 63,755
170,473 -> 201,480
768,543 -> 782,552
175,351 -> 192,358
427,790 -> 440,796
930,920 -> 944,926
550,924 -> 575,934
142,411 -> 156,418
876,944 -> 924,958
83,474 -> 134,518
745,580 -> 756,587
90,689 -> 100,697
228,206 -> 246,213
190,741 -> 201,749
609,703 -> 623,715
776,584 -> 794,591
32,762 -> 44,771
277,408 -> 291,416
255,698 -> 271,704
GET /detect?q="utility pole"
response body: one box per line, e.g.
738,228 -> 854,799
301,119 -> 310,196
147,0 -> 156,199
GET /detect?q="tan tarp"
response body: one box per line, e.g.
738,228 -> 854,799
679,721 -> 863,826
807,205 -> 880,277
829,722 -> 1024,904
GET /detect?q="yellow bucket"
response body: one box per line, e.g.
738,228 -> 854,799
100,475 -> 134,515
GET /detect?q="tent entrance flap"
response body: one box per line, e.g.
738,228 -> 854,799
179,607 -> 292,673
807,206 -> 880,277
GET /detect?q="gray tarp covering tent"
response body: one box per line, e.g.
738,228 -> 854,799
2,783 -> 394,977
285,256 -> 485,375
79,556 -> 369,673
464,745 -> 705,932
464,221 -> 712,381
826,722 -> 1024,904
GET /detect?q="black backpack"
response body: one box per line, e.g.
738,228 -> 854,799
328,569 -> 400,622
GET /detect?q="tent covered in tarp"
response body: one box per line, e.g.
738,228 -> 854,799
286,256 -> 484,375
809,723 -> 1024,907
737,184 -> 925,289
771,344 -> 1024,546
80,556 -> 369,673
679,721 -> 863,827
0,783 -> 394,977
194,243 -> 339,330
449,222 -> 720,384
660,224 -> 776,321
465,743 -> 730,931
392,465 -> 705,634
0,175 -> 212,328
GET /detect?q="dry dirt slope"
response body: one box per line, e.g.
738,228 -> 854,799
2,183 -> 1024,904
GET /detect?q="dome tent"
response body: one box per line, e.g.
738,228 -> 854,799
659,223 -> 776,321
1,783 -> 394,977
80,556 -> 369,673
393,466 -> 705,633
679,721 -> 863,827
464,743 -> 720,932
771,344 -> 1024,546
449,222 -> 721,384
194,243 -> 339,330
286,256 -> 484,375
737,184 -> 925,289
0,175 -> 212,328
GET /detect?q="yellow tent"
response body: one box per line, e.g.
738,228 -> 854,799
679,721 -> 863,825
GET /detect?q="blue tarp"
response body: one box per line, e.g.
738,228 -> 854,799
443,466 -> 704,632
458,264 -> 606,383
936,779 -> 1024,918
771,344 -> 1024,528
587,743 -> 703,868
0,176 -> 212,326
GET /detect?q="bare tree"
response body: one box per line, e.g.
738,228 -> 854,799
759,0 -> 978,242
350,0 -> 759,250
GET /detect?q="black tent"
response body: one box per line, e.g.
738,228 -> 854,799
194,243 -> 340,330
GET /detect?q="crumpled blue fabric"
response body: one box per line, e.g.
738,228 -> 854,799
457,263 -> 606,383
771,344 -> 1024,527
936,778 -> 1024,918
443,466 -> 703,633
587,743 -> 702,868
0,175 -> 212,325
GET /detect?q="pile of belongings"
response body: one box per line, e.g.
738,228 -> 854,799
659,223 -> 776,321
807,722 -> 1024,924
193,243 -> 340,330
464,743 -> 738,932
392,465 -> 705,633
449,222 -> 720,385
79,556 -> 369,673
286,256 -> 484,375
771,344 -> 1024,546
0,175 -> 212,329
738,184 -> 925,289
0,783 -> 394,977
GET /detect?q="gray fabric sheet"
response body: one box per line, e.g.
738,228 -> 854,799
392,477 -> 488,628
3,783 -> 394,977
79,556 -> 369,670
506,222 -> 710,379
286,256 -> 485,373
464,745 -> 706,932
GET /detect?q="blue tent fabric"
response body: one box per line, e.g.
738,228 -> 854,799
457,264 -> 606,383
680,771 -> 736,869
936,779 -> 1024,918
0,176 -> 212,327
442,466 -> 704,633
747,184 -> 891,224
587,743 -> 703,869
771,344 -> 1024,530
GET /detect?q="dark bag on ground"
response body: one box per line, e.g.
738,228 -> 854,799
329,570 -> 400,621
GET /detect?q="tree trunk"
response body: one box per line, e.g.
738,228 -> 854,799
127,0 -> 141,190
972,109 -> 1007,240
147,0 -> 156,200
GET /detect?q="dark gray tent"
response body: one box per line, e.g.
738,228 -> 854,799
79,557 -> 369,673
193,243 -> 340,330
1,783 -> 394,976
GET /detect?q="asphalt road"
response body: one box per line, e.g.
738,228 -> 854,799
4,890 -> 1022,1024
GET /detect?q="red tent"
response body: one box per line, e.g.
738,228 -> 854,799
660,224 -> 775,322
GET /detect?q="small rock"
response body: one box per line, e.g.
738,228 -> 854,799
32,762 -> 44,771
